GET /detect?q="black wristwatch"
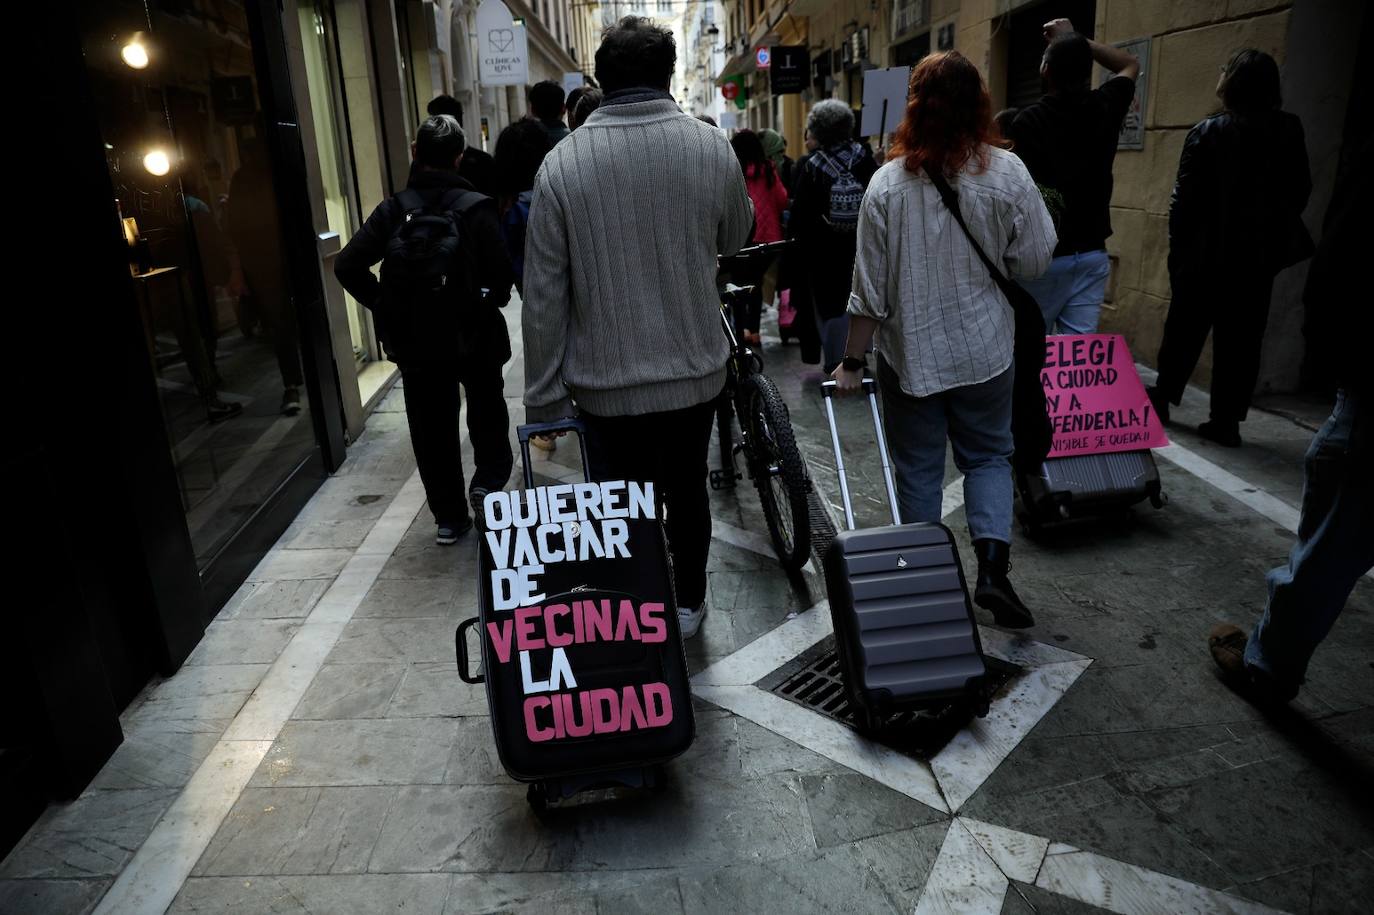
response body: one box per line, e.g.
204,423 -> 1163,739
841,355 -> 867,372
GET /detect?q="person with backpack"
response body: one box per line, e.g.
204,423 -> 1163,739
787,99 -> 878,374
335,115 -> 516,544
830,52 -> 1057,630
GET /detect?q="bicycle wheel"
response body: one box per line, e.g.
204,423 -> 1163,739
742,372 -> 811,572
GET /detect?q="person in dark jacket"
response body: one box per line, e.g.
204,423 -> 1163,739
1008,18 -> 1139,335
427,95 -> 497,196
786,99 -> 878,372
335,115 -> 515,544
1147,49 -> 1312,447
529,80 -> 571,143
1207,152 -> 1372,703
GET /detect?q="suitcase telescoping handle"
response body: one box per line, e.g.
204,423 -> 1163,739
517,418 -> 591,488
820,377 -> 902,531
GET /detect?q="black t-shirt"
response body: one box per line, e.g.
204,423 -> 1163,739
1010,76 -> 1136,256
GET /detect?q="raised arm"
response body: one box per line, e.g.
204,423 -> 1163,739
1044,18 -> 1140,81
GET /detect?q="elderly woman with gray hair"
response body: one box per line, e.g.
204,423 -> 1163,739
785,99 -> 878,372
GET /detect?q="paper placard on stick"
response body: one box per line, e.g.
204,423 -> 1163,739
562,71 -> 584,96
1042,334 -> 1169,458
859,66 -> 910,138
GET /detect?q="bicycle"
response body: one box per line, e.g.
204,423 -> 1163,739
712,241 -> 811,573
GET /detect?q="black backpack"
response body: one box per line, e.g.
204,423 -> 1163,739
380,188 -> 484,317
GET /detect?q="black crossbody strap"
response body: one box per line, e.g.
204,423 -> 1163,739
923,165 -> 1013,292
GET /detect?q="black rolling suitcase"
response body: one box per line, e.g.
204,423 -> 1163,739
820,378 -> 992,732
456,420 -> 695,810
1015,451 -> 1165,534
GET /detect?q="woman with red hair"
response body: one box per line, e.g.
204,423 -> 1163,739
831,51 -> 1056,629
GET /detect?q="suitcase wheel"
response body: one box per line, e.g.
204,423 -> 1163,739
526,782 -> 550,815
1149,490 -> 1168,510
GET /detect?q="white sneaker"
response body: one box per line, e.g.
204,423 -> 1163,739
678,603 -> 707,640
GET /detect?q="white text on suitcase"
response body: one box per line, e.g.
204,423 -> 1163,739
482,482 -> 677,743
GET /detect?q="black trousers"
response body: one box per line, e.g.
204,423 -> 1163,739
401,361 -> 512,524
581,397 -> 717,610
1155,273 -> 1274,423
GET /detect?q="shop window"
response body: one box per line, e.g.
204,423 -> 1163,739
79,2 -> 318,568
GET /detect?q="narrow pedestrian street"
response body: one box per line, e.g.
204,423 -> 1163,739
2,305 -> 1369,915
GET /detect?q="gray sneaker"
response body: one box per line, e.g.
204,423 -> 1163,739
678,602 -> 707,640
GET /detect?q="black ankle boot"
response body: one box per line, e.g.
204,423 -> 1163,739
973,539 -> 1035,629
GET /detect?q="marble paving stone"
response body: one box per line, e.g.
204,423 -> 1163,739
120,665 -> 269,728
90,740 -> 274,915
961,818 -> 1051,885
88,726 -> 222,791
353,578 -> 460,618
247,548 -> 354,583
1017,794 -> 1235,892
563,773 -> 814,871
1234,846 -> 1374,915
218,580 -> 330,621
325,618 -> 457,665
191,786 -> 396,877
442,871 -> 675,915
735,714 -> 850,779
0,789 -> 178,879
671,708 -> 743,779
377,542 -> 474,580
185,620 -> 300,666
248,718 -> 456,788
1035,844 -> 1284,915
0,878 -> 111,915
280,518 -> 376,550
803,773 -> 945,848
913,819 -> 1009,915
386,662 -> 490,718
290,663 -> 406,720
1001,882 -> 1107,915
932,660 -> 1093,813
1143,755 -> 1374,885
167,874 -> 451,914
441,717 -> 507,785
366,785 -> 576,873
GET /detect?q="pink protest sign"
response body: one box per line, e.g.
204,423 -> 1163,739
1042,334 -> 1168,458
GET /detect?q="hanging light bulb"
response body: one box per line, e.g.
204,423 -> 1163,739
121,33 -> 150,69
143,149 -> 171,176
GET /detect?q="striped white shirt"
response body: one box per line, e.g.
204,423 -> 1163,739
848,147 -> 1057,397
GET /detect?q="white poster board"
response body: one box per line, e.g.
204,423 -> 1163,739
562,71 -> 584,95
477,0 -> 528,87
859,66 -> 910,138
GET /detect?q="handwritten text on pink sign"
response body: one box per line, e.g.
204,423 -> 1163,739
1042,334 -> 1168,457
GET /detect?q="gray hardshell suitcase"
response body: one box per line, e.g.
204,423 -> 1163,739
820,378 -> 991,732
1016,451 -> 1165,534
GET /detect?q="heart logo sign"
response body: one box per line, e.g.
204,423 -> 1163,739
489,28 -> 514,52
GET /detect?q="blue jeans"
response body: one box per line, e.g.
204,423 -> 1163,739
1245,390 -> 1374,689
1017,249 -> 1111,335
878,360 -> 1014,542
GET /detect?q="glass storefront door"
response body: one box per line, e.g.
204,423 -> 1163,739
79,1 -> 321,568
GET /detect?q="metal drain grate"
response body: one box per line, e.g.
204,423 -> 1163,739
758,635 -> 1021,761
